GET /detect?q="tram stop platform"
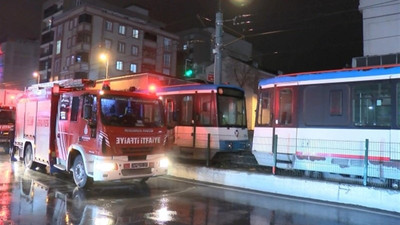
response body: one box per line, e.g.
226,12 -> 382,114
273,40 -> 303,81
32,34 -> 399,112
167,162 -> 400,214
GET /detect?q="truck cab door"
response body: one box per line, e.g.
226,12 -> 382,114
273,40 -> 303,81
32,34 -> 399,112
56,94 -> 75,162
78,94 -> 98,154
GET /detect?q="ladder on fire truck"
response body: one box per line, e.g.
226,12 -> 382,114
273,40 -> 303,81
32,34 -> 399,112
27,79 -> 95,91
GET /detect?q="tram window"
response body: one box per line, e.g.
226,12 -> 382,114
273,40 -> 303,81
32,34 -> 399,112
165,99 -> 177,127
396,83 -> 400,126
197,94 -> 213,126
303,85 -> 349,126
180,95 -> 193,125
278,89 -> 292,125
257,90 -> 272,126
352,82 -> 391,127
218,95 -> 246,127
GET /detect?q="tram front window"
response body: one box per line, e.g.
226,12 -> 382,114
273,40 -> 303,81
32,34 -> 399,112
218,95 -> 246,127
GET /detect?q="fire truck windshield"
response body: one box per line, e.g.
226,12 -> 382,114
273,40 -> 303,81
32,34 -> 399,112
100,96 -> 164,127
0,109 -> 15,124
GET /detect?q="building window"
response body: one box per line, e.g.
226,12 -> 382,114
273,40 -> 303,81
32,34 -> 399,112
116,60 -> 123,70
131,45 -> 138,56
69,19 -> 74,30
76,52 -> 88,63
72,35 -> 76,46
118,25 -> 126,35
164,38 -> 172,51
132,29 -> 139,38
143,46 -> 156,59
67,37 -> 72,49
118,42 -> 125,53
104,39 -> 112,49
130,63 -> 137,73
56,40 -> 62,54
66,56 -> 71,66
163,68 -> 170,75
55,58 -> 61,73
57,25 -> 63,38
163,53 -> 171,67
77,32 -> 91,43
105,20 -> 113,31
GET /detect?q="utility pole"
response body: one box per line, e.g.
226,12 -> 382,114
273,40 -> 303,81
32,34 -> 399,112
214,0 -> 223,84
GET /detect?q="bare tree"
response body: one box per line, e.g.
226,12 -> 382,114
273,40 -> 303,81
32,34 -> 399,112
225,58 -> 259,90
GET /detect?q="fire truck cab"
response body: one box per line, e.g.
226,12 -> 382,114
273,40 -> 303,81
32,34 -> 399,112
0,89 -> 21,154
14,79 -> 169,188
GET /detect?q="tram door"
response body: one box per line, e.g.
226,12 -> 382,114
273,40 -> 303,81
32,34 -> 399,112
168,95 -> 196,149
273,86 -> 297,155
164,98 -> 176,147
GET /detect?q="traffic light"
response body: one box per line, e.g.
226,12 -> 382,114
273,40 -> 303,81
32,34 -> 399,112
184,59 -> 194,77
184,68 -> 193,77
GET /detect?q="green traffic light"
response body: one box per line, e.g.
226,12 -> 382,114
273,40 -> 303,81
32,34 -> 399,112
184,69 -> 193,77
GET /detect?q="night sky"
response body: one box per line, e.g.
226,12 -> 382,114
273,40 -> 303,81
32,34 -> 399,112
0,0 -> 363,74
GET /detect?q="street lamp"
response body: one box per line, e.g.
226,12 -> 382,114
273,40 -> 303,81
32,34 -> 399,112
33,72 -> 40,84
99,53 -> 109,79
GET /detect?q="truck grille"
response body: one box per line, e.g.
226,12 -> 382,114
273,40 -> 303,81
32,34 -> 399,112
0,131 -> 9,136
121,147 -> 153,155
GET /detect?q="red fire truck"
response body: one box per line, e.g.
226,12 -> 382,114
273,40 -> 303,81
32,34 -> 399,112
0,89 -> 21,154
14,79 -> 169,188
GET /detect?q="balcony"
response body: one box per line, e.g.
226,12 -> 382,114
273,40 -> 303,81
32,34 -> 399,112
70,62 -> 89,72
77,23 -> 91,32
41,31 -> 54,45
43,4 -> 63,19
73,43 -> 91,52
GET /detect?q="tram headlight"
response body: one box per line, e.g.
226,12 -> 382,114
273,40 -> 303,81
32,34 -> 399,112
227,142 -> 233,150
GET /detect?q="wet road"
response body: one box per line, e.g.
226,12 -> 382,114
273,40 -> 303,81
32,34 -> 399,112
0,152 -> 399,225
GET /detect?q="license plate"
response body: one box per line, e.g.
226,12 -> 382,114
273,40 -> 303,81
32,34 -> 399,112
131,162 -> 148,169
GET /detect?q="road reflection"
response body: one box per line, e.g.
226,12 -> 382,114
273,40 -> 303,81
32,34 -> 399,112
1,153 -> 400,225
0,160 -> 12,223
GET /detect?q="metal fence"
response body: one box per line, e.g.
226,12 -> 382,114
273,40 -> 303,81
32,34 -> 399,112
266,135 -> 400,189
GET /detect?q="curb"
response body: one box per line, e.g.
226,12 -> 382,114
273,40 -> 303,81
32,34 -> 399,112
168,163 -> 400,213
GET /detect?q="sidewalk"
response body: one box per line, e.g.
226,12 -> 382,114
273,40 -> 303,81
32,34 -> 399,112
168,163 -> 400,214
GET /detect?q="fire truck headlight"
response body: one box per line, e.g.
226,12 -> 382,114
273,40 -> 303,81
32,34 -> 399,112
159,158 -> 169,168
95,162 -> 118,172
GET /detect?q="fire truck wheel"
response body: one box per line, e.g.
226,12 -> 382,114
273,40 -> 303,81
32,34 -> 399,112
72,155 -> 92,188
24,144 -> 36,169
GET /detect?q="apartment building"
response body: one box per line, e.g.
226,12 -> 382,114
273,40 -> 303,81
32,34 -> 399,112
353,0 -> 400,67
39,0 -> 178,82
0,39 -> 39,89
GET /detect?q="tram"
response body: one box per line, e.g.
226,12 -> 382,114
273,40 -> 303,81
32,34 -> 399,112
156,84 -> 249,160
253,65 -> 400,186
